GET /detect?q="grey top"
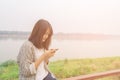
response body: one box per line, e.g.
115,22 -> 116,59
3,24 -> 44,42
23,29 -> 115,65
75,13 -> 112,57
17,40 -> 36,80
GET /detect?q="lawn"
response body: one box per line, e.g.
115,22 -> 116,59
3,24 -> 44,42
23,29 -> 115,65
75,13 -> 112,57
0,57 -> 120,80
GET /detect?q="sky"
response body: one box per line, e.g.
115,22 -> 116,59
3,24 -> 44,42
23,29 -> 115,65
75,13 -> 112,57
0,0 -> 120,34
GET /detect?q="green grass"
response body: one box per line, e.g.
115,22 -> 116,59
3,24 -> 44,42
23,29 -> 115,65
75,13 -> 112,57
0,57 -> 120,80
0,60 -> 18,80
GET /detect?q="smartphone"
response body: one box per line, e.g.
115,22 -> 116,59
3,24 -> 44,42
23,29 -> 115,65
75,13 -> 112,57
54,49 -> 58,51
50,48 -> 59,52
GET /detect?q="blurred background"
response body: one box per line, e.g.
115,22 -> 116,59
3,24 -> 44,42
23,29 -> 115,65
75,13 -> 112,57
0,0 -> 120,80
0,0 -> 120,63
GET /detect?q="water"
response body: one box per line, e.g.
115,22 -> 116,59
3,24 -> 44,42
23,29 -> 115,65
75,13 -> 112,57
0,39 -> 120,63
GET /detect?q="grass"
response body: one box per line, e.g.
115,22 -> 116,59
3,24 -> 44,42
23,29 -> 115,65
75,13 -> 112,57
0,60 -> 18,80
0,57 -> 120,80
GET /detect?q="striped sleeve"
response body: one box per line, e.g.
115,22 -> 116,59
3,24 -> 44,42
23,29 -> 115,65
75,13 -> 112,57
17,41 -> 36,77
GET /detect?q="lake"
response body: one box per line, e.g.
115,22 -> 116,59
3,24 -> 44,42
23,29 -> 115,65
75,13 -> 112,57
0,39 -> 120,63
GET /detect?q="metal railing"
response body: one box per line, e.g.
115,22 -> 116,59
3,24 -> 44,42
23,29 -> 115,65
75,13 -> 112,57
63,69 -> 120,80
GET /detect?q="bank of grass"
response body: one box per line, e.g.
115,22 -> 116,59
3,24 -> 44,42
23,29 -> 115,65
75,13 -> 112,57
0,60 -> 18,80
0,57 -> 120,80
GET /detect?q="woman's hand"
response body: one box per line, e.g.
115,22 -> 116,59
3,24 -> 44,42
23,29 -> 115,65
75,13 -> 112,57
44,49 -> 57,59
34,49 -> 58,69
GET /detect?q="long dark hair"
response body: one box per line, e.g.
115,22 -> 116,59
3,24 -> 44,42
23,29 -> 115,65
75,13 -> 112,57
29,19 -> 53,50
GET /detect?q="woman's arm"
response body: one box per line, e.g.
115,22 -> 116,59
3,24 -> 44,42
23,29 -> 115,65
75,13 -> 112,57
34,49 -> 55,69
34,53 -> 46,69
17,42 -> 36,77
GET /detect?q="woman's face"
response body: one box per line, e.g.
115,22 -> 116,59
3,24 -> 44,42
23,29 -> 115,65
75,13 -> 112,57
42,28 -> 50,42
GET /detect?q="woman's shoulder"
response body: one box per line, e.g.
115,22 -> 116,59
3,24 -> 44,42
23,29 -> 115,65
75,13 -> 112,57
20,40 -> 34,49
18,40 -> 35,56
23,40 -> 34,46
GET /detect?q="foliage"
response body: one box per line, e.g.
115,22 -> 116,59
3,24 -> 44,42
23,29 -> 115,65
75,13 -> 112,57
0,57 -> 120,80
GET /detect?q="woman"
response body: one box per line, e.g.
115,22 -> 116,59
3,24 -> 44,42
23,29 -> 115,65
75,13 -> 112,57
17,19 -> 57,80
